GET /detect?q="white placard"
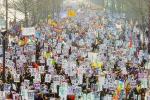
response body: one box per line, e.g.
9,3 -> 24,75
29,68 -> 37,76
21,89 -> 28,100
14,74 -> 20,83
22,27 -> 36,36
31,55 -> 36,62
34,73 -> 41,82
141,78 -> 148,88
145,62 -> 150,69
38,66 -> 45,74
24,80 -> 30,89
0,91 -> 5,100
88,52 -> 98,62
59,86 -> 68,99
28,90 -> 35,100
45,74 -> 51,83
6,60 -> 14,67
53,75 -> 60,85
4,84 -> 11,92
51,83 -> 58,93
121,67 -> 127,74
56,43 -> 62,54
20,55 -> 27,63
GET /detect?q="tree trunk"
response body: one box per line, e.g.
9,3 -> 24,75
148,0 -> 150,54
24,0 -> 28,27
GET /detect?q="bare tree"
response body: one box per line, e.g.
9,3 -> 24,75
8,0 -> 63,26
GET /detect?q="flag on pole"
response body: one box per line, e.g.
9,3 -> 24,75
129,32 -> 132,48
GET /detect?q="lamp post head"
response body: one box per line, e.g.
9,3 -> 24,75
0,29 -> 7,36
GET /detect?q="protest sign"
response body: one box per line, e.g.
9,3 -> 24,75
0,48 -> 2,55
22,27 -> 36,36
28,90 -> 35,100
19,55 -> 27,63
35,31 -> 41,39
91,83 -> 99,92
59,85 -> 68,99
45,74 -> 51,83
29,68 -> 37,76
141,78 -> 148,89
31,55 -> 36,62
34,73 -> 41,82
0,91 -> 5,100
24,80 -> 30,89
68,9 -> 76,17
145,62 -> 150,69
21,89 -> 28,100
53,75 -> 60,84
6,60 -> 14,67
51,83 -> 58,93
67,86 -> 74,95
47,58 -> 52,67
38,66 -> 45,74
74,87 -> 82,96
14,74 -> 20,83
34,83 -> 41,90
121,67 -> 127,74
56,43 -> 62,54
88,52 -> 98,62
4,84 -> 11,92
87,93 -> 95,100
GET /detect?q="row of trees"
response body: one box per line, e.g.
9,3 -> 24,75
91,0 -> 150,52
92,0 -> 149,29
8,0 -> 63,27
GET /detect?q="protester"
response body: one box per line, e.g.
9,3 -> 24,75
0,3 -> 149,100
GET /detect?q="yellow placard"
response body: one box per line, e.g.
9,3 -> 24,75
43,52 -> 52,59
91,61 -> 103,69
68,9 -> 76,17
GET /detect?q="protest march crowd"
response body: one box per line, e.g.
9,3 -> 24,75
0,2 -> 150,100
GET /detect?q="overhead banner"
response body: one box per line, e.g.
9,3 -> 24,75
22,27 -> 35,36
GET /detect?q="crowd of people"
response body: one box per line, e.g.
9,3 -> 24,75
0,4 -> 150,100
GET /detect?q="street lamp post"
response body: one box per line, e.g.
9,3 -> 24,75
6,0 -> 8,30
1,0 -> 9,83
1,30 -> 7,83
